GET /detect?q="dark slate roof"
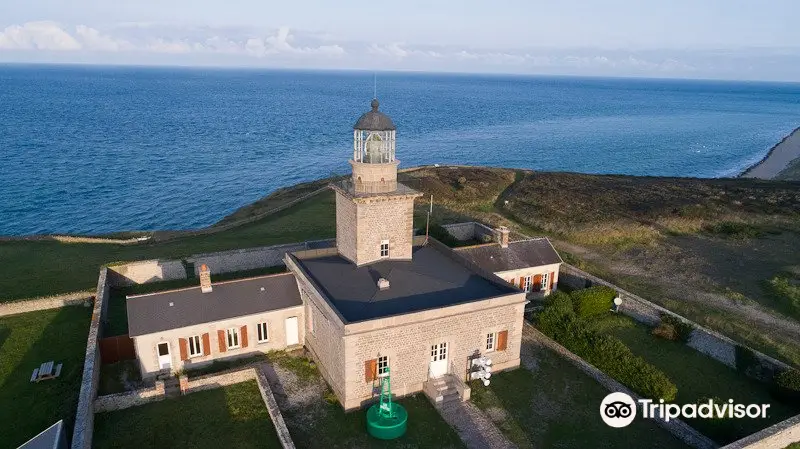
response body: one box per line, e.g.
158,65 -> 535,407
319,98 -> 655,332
292,243 -> 518,323
455,238 -> 563,273
126,273 -> 302,337
353,98 -> 396,131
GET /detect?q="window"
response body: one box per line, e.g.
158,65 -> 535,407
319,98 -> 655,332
187,335 -> 202,357
486,332 -> 497,352
541,273 -> 549,291
226,328 -> 240,349
257,322 -> 269,343
380,240 -> 389,257
377,356 -> 389,377
523,275 -> 532,292
430,342 -> 447,362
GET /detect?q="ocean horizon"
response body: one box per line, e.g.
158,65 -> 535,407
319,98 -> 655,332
1,64 -> 799,236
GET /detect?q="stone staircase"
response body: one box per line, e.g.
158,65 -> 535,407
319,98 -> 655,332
424,375 -> 462,408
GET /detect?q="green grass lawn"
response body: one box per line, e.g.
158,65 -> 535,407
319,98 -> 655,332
93,380 -> 281,449
0,306 -> 91,449
282,394 -> 464,449
0,191 -> 335,302
469,347 -> 688,449
590,313 -> 800,445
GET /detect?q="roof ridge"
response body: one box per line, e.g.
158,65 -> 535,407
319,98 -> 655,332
127,271 -> 292,299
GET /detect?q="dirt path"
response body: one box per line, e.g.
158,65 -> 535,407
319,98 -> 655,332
438,401 -> 517,449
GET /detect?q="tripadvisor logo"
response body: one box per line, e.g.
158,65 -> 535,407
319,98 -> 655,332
600,392 -> 771,428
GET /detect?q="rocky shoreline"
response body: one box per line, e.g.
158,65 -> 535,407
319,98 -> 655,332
740,126 -> 800,179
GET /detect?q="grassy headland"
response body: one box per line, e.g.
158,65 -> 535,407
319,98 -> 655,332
2,165 -> 799,368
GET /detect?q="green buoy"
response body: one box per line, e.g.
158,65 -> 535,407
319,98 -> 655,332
366,368 -> 408,440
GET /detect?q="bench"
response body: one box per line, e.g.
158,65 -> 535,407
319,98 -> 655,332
30,361 -> 63,382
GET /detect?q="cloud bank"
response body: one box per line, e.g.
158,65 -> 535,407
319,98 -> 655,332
1,21 -> 799,81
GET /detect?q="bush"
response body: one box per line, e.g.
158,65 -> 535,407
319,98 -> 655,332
428,224 -> 462,247
651,323 -> 678,341
536,297 -> 678,401
659,314 -> 694,343
774,369 -> 800,402
571,286 -> 617,317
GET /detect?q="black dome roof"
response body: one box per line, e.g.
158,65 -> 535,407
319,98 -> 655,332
353,98 -> 396,131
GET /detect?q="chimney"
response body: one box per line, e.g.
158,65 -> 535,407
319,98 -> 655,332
496,226 -> 510,248
377,278 -> 390,291
199,264 -> 212,293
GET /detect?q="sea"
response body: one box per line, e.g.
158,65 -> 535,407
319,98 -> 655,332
1,64 -> 799,236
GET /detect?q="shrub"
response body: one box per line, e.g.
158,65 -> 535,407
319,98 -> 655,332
428,224 -> 462,248
571,286 -> 617,317
536,298 -> 677,401
651,323 -> 678,341
659,314 -> 694,343
774,369 -> 800,402
735,346 -> 759,374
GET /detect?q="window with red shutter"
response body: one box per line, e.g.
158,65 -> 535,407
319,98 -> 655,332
240,325 -> 249,348
202,333 -> 211,356
217,330 -> 227,353
364,359 -> 377,382
497,330 -> 508,351
178,338 -> 188,361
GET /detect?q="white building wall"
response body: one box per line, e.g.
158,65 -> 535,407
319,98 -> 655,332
496,263 -> 562,294
132,305 -> 304,377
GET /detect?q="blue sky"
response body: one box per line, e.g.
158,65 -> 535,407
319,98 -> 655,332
1,0 -> 799,80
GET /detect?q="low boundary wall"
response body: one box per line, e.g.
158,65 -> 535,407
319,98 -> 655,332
71,268 -> 110,449
0,291 -> 93,318
720,414 -> 800,449
525,323 -> 718,449
93,381 -> 166,413
442,221 -> 495,242
91,365 -> 295,449
559,264 -> 793,380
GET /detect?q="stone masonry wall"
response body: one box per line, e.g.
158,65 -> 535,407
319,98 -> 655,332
0,291 -> 92,318
298,285 -> 348,401
342,301 -> 525,410
720,413 -> 800,449
93,381 -> 165,413
559,264 -> 792,381
354,195 -> 416,265
335,191 -> 358,264
107,259 -> 187,286
71,268 -> 110,449
442,222 -> 495,242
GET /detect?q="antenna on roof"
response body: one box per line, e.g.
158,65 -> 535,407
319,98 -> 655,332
424,195 -> 433,245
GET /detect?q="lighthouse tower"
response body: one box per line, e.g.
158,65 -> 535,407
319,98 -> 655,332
333,99 -> 423,266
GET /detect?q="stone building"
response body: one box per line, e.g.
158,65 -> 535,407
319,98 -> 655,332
125,99 -> 562,410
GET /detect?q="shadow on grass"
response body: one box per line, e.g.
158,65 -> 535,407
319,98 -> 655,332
0,306 -> 92,449
93,380 -> 281,449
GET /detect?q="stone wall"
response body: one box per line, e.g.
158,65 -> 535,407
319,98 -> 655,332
189,240 -> 333,276
559,264 -> 792,381
183,367 -> 258,394
442,222 -> 495,242
107,259 -> 187,286
335,191 -> 358,264
71,268 -> 110,449
342,295 -> 526,410
93,381 -> 165,413
720,413 -> 800,449
105,239 -> 334,288
525,324 -> 717,449
0,291 -> 93,317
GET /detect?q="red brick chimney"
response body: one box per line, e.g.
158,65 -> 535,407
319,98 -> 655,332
199,264 -> 212,293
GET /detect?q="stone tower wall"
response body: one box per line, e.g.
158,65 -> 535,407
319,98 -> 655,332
354,195 -> 416,265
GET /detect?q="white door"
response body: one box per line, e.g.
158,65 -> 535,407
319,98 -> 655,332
157,342 -> 171,370
285,316 -> 299,346
429,342 -> 448,378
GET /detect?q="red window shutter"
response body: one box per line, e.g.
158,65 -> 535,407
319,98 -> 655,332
518,277 -> 524,289
217,330 -> 227,353
365,359 -> 377,382
497,330 -> 509,351
202,333 -> 211,356
179,338 -> 188,361
549,272 -> 555,289
240,325 -> 249,348
533,274 -> 542,289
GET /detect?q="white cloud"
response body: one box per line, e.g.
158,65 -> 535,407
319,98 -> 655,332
246,27 -> 345,57
75,25 -> 132,51
0,21 -> 81,51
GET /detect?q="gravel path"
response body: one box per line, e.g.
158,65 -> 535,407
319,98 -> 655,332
438,400 -> 517,449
